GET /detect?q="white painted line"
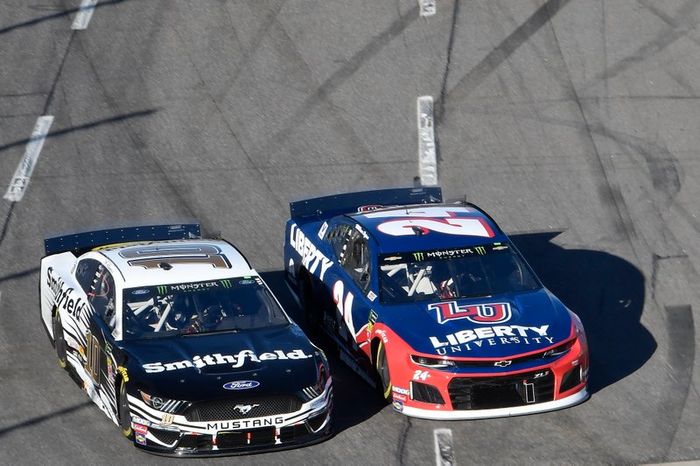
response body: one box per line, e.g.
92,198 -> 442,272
71,0 -> 98,30
4,116 -> 54,202
417,96 -> 438,186
419,0 -> 437,17
434,428 -> 455,466
642,461 -> 700,466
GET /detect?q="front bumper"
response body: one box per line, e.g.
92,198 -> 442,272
381,326 -> 590,420
401,386 -> 589,420
135,420 -> 333,457
126,380 -> 333,456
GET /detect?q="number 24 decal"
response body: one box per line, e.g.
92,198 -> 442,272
413,370 -> 430,381
333,280 -> 356,336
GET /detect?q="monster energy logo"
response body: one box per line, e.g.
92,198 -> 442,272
157,285 -> 168,294
413,252 -> 425,261
221,279 -> 232,288
474,246 -> 486,255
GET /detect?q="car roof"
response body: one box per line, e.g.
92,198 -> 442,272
347,204 -> 508,253
94,239 -> 254,287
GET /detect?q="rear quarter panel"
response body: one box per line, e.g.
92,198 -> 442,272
40,252 -> 78,339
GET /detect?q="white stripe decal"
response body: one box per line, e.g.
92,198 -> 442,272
62,322 -> 84,346
434,428 -> 455,466
419,0 -> 437,17
417,96 -> 438,186
71,0 -> 98,30
63,317 -> 85,343
4,116 -> 53,202
162,400 -> 175,412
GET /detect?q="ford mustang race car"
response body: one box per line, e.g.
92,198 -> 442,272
41,224 -> 332,455
284,187 -> 588,420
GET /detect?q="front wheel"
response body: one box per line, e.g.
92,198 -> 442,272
53,312 -> 67,369
375,340 -> 392,402
299,273 -> 320,331
119,379 -> 133,439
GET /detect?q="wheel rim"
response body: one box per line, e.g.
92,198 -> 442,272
376,342 -> 392,399
53,314 -> 67,368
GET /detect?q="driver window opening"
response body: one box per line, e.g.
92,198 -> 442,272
342,230 -> 371,291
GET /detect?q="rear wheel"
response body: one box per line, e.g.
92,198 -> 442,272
52,312 -> 67,369
375,340 -> 392,402
119,379 -> 133,439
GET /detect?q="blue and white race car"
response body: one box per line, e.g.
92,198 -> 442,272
284,187 -> 589,420
41,224 -> 332,455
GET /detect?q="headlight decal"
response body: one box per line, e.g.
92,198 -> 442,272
139,390 -> 185,413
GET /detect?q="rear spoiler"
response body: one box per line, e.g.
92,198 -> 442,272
44,223 -> 201,256
290,187 -> 442,222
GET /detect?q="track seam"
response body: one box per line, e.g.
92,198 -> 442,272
72,35 -> 209,233
436,0 -> 459,125
0,25 -> 75,248
541,2 -> 639,257
169,24 -> 289,218
397,415 -> 412,465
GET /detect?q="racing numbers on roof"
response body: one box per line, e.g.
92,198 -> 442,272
363,207 -> 495,238
119,244 -> 231,269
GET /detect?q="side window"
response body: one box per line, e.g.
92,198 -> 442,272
88,264 -> 117,331
327,224 -> 351,260
75,259 -> 101,294
342,230 -> 371,291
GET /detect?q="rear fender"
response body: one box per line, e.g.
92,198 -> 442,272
40,252 -> 78,339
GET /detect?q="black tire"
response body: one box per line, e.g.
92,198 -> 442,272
375,340 -> 392,402
299,273 -> 320,330
53,312 -> 68,370
118,379 -> 133,439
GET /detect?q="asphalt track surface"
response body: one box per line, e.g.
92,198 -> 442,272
1,1 -> 699,464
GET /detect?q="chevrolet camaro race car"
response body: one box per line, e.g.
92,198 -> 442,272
40,224 -> 332,455
284,187 -> 589,420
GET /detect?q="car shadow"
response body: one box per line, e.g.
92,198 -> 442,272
260,271 -> 385,434
510,232 -> 656,394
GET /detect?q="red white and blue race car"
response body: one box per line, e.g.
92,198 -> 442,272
284,187 -> 589,420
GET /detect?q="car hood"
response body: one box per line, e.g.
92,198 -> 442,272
123,324 -> 322,400
384,288 -> 573,358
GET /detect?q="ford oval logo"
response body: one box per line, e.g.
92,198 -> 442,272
223,380 -> 260,390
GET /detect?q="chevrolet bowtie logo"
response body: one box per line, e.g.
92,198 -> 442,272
234,404 -> 259,415
494,360 -> 512,367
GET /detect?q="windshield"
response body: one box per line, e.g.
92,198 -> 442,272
122,277 -> 289,340
379,243 -> 540,304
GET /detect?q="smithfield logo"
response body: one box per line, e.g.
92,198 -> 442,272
429,301 -> 512,325
142,349 -> 313,373
223,380 -> 260,391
